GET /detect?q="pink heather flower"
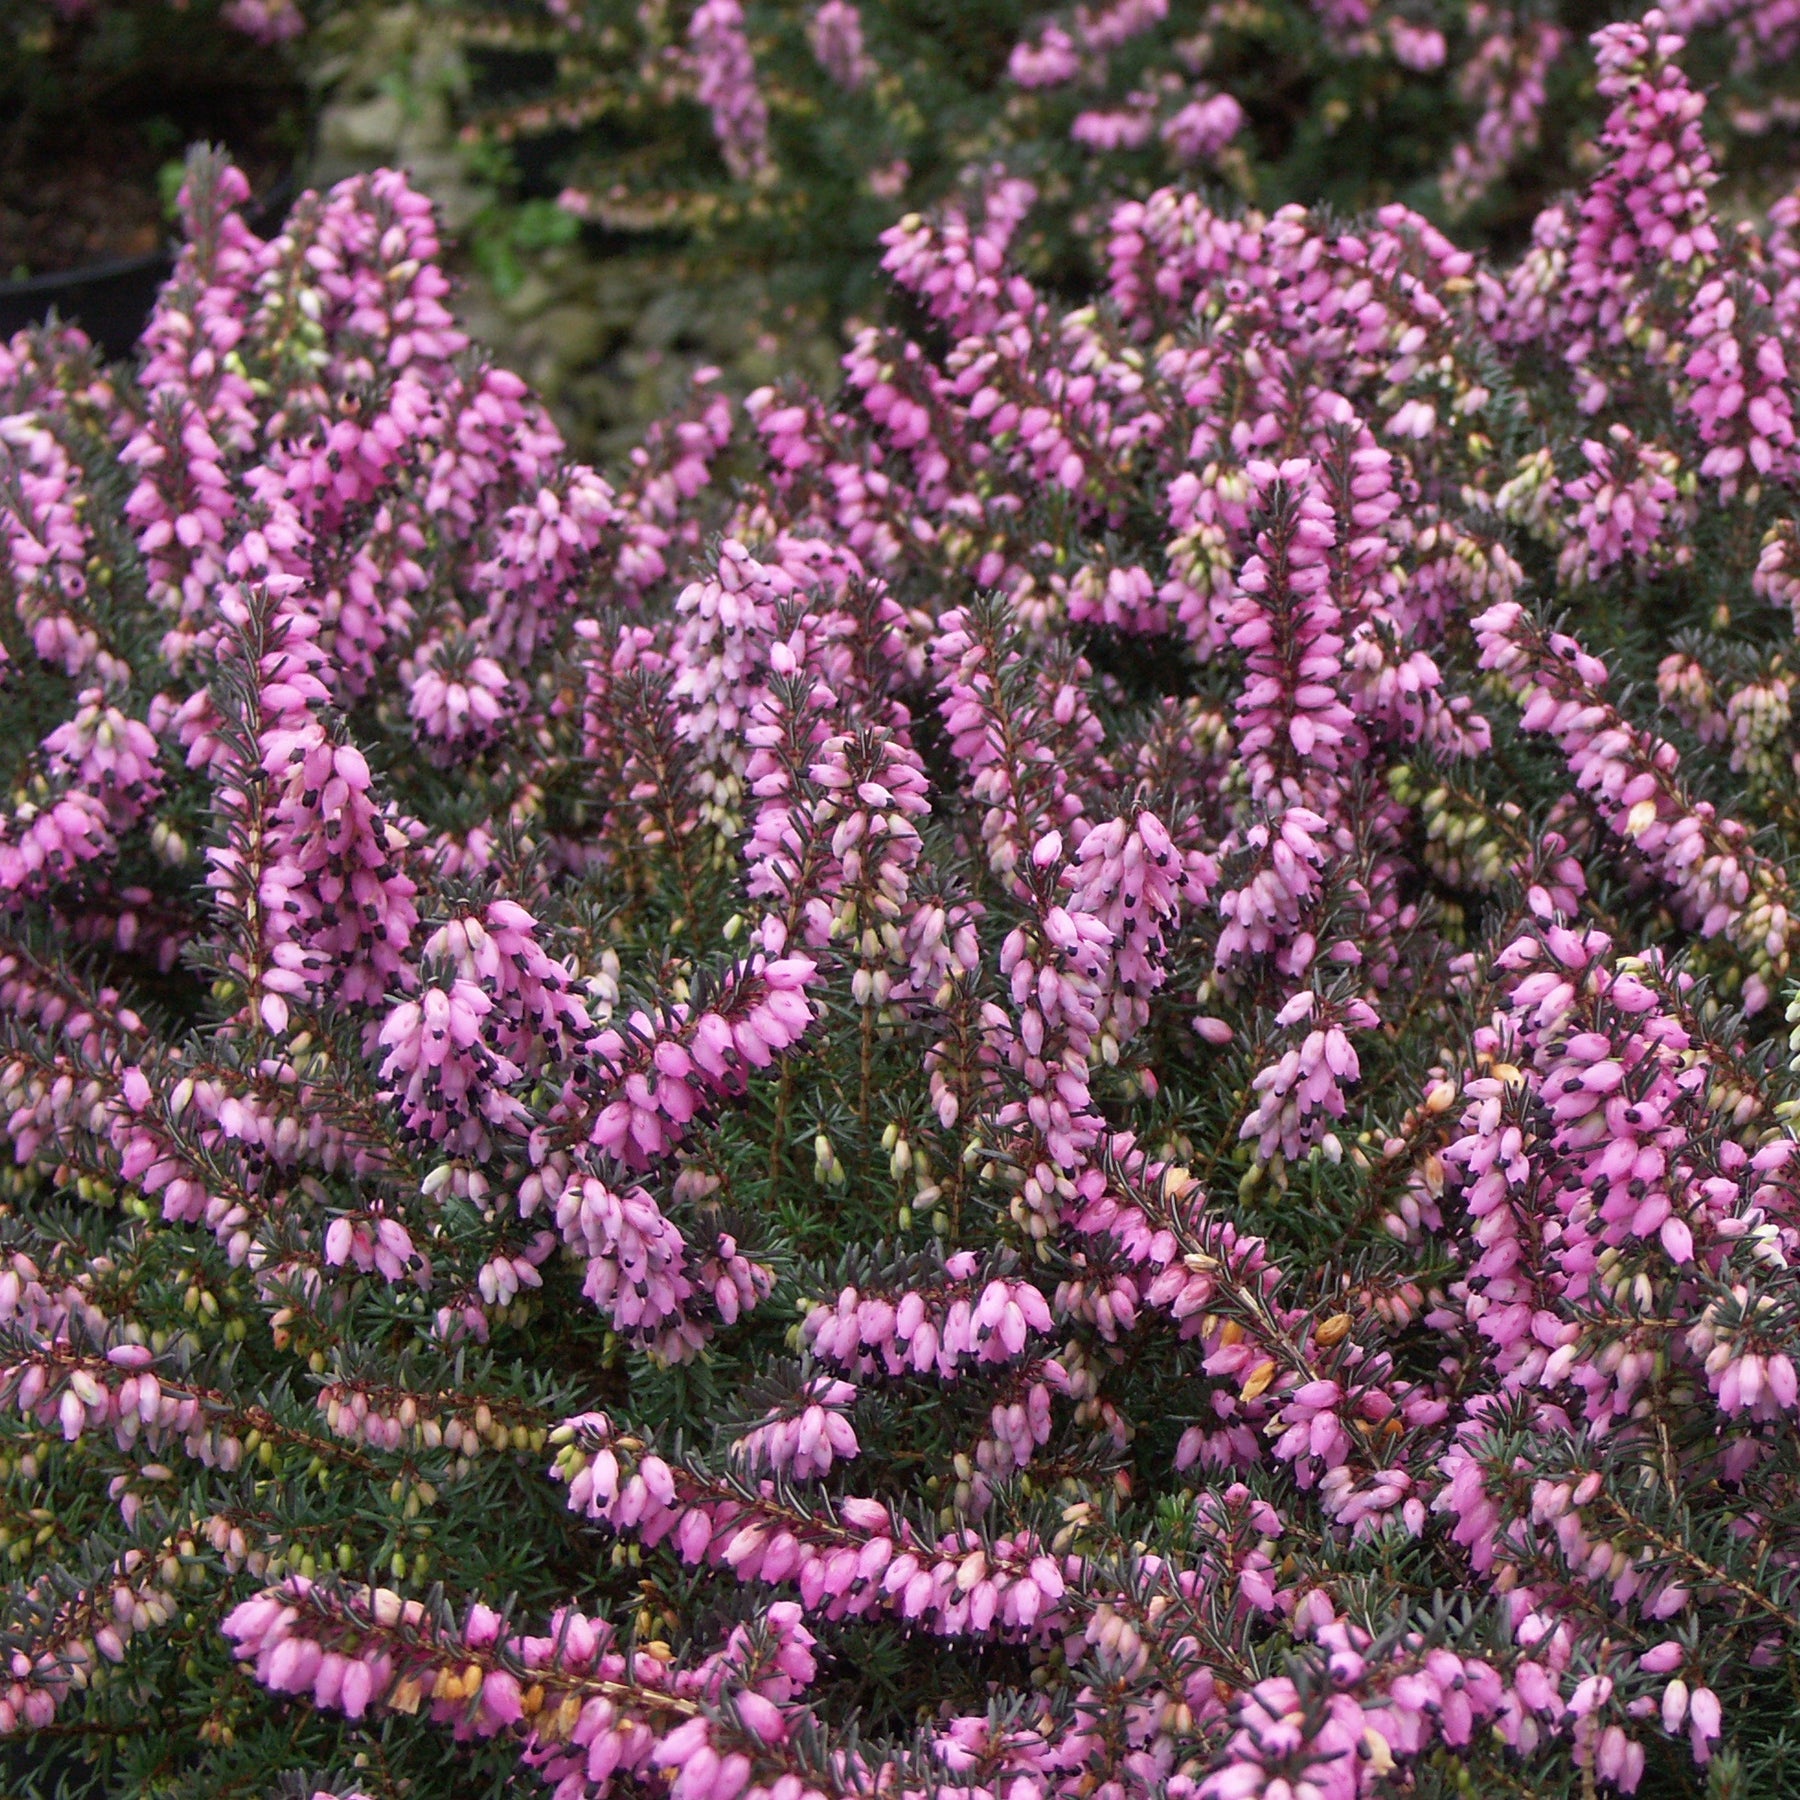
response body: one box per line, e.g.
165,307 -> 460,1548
220,0 -> 305,40
405,636 -> 514,750
1226,457 -> 1362,815
581,949 -> 819,1169
1068,810 -> 1214,1040
1241,988 -> 1380,1162
1442,16 -> 1567,214
730,1376 -> 860,1478
802,1251 -> 1054,1379
1071,103 -> 1158,153
688,0 -> 773,182
807,0 -> 873,88
1160,90 -> 1245,162
1077,0 -> 1170,52
1475,601 -> 1792,1002
1008,24 -> 1081,86
1569,15 -> 1719,320
378,977 -> 527,1153
0,413 -> 117,683
1559,426 -> 1689,581
1682,274 -> 1797,496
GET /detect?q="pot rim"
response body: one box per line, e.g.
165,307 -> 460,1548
0,129 -> 311,301
0,247 -> 172,301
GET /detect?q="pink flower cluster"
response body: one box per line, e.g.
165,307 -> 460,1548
581,945 -> 818,1170
806,0 -> 872,89
223,1575 -> 826,1798
728,1377 -> 860,1479
688,0 -> 773,183
1475,600 -> 1793,1008
553,1412 -> 1072,1636
802,1250 -> 1055,1379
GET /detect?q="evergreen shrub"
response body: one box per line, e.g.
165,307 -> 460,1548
5,15 -> 1800,1796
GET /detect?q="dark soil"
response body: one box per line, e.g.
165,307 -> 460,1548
0,71 -> 305,281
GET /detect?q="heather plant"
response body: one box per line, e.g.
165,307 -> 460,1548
10,11 -> 1800,1798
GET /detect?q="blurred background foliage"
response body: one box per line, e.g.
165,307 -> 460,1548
14,0 -> 1797,454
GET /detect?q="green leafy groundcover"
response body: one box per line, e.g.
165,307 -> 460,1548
7,10 -> 1800,1798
